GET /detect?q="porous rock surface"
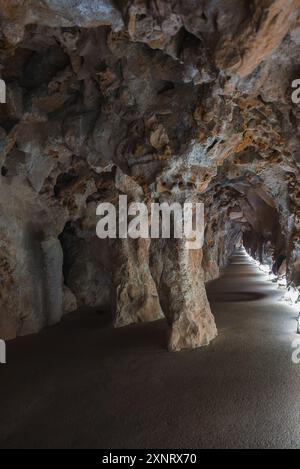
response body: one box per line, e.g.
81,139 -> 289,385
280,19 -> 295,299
0,1 -> 299,350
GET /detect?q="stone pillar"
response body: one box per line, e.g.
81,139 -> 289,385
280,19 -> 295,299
113,168 -> 163,326
114,237 -> 163,327
158,238 -> 217,351
41,237 -> 64,326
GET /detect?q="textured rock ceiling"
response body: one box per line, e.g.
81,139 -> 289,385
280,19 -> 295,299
0,0 -> 299,350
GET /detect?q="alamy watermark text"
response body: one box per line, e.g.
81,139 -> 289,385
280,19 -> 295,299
96,196 -> 204,250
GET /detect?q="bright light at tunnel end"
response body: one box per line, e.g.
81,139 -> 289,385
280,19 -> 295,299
242,247 -> 300,363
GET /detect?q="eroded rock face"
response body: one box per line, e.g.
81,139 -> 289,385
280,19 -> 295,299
0,1 -> 299,348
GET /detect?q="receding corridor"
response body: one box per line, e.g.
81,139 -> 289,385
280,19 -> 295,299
0,250 -> 300,449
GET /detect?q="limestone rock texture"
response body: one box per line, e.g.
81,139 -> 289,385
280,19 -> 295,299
0,0 -> 299,350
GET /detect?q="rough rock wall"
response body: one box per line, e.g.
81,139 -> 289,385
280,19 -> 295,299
0,1 -> 299,350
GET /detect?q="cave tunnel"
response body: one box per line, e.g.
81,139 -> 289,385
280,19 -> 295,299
0,0 -> 300,451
